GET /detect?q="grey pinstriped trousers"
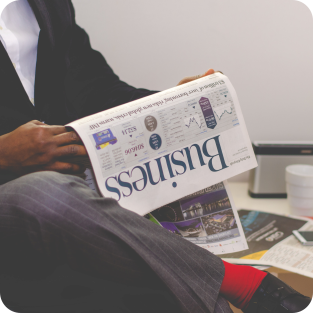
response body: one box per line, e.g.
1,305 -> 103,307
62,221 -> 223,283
0,172 -> 232,313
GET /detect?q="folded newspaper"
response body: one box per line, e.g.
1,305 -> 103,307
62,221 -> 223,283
67,73 -> 257,255
147,181 -> 249,255
222,210 -> 313,278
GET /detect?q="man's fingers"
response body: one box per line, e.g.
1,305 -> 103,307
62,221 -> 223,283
30,120 -> 46,126
29,121 -> 70,136
42,125 -> 68,135
44,162 -> 86,174
177,76 -> 198,86
55,144 -> 88,158
178,74 -> 204,85
177,68 -> 215,86
54,131 -> 82,146
202,68 -> 215,77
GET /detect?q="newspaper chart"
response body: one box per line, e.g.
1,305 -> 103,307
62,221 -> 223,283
222,210 -> 313,278
67,73 -> 257,216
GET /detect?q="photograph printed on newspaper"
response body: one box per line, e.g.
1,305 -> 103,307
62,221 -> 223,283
147,181 -> 248,255
67,73 -> 257,215
222,210 -> 313,278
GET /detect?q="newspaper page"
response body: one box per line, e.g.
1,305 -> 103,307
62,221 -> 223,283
67,73 -> 257,215
222,210 -> 313,278
148,181 -> 248,255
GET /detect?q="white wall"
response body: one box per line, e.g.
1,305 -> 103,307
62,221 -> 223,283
72,0 -> 313,181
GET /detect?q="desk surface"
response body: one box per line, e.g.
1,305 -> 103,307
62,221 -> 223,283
228,182 -> 291,215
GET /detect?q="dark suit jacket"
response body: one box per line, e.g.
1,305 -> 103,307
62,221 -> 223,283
0,0 -> 157,137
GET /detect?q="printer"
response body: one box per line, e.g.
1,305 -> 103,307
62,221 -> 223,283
248,142 -> 313,198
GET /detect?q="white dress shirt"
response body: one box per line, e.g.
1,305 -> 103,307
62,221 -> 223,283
0,0 -> 40,105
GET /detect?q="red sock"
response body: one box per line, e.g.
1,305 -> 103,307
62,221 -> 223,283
220,261 -> 267,309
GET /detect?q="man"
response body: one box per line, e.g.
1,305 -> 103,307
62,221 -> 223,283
0,1 -> 311,312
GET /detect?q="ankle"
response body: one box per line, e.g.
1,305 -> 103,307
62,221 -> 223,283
220,261 -> 267,309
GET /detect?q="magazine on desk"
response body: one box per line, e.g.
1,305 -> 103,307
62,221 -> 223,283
67,73 -> 257,255
222,210 -> 313,278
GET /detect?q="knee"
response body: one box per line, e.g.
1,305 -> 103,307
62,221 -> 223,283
3,171 -> 88,208
18,171 -> 76,191
19,171 -> 64,183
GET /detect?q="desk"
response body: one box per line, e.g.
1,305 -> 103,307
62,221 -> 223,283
229,182 -> 290,215
228,182 -> 313,313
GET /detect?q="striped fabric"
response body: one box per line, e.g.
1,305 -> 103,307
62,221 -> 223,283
0,172 -> 232,313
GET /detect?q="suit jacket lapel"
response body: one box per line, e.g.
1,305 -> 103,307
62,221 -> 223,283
27,0 -> 55,50
27,0 -> 58,122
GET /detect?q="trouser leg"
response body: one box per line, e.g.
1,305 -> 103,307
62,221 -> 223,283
0,171 -> 232,313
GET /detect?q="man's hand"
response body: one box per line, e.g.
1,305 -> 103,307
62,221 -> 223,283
0,120 -> 87,176
177,68 -> 217,86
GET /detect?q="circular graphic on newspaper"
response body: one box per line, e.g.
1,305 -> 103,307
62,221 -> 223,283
149,133 -> 162,150
144,115 -> 158,132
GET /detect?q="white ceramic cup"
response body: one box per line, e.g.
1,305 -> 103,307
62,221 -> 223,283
285,164 -> 313,216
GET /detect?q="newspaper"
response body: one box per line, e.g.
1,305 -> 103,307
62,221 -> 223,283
67,73 -> 257,216
222,210 -> 313,278
147,181 -> 248,255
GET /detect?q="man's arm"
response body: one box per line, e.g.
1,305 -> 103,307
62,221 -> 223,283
63,2 -> 214,116
0,68 -> 215,178
0,63 -> 216,177
0,65 -> 216,178
63,22 -> 159,119
63,22 -> 215,119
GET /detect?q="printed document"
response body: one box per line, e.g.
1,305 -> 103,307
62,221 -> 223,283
148,181 -> 248,255
222,210 -> 313,278
67,73 -> 257,255
67,73 -> 257,214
